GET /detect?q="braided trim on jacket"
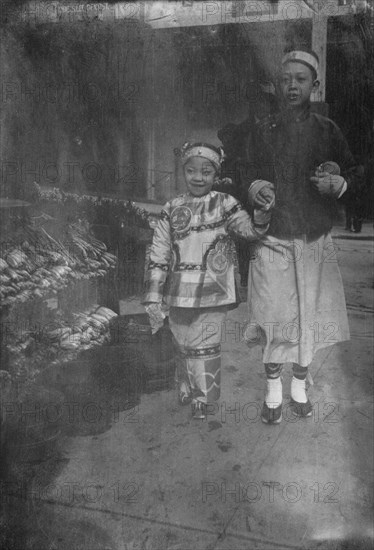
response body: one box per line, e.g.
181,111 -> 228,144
172,218 -> 226,240
190,219 -> 226,232
184,344 -> 221,358
148,261 -> 169,271
224,203 -> 243,219
176,263 -> 204,271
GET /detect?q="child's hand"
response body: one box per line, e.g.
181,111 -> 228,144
310,173 -> 346,198
248,180 -> 275,210
144,302 -> 166,334
255,186 -> 275,210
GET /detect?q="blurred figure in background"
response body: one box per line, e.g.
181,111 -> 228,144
344,159 -> 368,233
217,84 -> 279,286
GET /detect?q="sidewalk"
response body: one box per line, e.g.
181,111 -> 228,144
3,229 -> 373,550
332,221 -> 374,241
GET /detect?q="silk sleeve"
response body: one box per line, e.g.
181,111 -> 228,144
142,205 -> 171,304
224,195 -> 269,240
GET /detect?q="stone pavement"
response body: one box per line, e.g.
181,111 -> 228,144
331,222 -> 374,241
2,223 -> 373,550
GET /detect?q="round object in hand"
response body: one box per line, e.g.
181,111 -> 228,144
320,161 -> 340,175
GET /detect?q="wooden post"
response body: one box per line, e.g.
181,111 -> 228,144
145,24 -> 156,201
147,121 -> 156,201
311,15 -> 328,103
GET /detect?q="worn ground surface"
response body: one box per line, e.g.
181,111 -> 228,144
1,222 -> 373,550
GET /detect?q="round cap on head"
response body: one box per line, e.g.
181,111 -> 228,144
177,142 -> 224,171
282,50 -> 319,76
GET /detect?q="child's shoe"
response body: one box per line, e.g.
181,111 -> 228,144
290,376 -> 313,417
192,400 -> 206,419
178,382 -> 192,406
261,377 -> 282,424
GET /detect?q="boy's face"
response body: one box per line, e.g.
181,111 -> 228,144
183,156 -> 217,197
279,61 -> 319,110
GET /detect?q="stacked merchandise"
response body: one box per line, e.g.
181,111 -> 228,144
31,184 -> 151,228
4,303 -> 118,383
28,184 -> 154,298
0,203 -> 119,383
46,305 -> 118,352
0,222 -> 117,308
0,188 -> 156,386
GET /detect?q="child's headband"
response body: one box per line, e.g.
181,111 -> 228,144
282,50 -> 319,75
175,142 -> 225,170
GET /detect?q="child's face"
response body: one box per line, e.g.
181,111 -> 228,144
279,61 -> 319,110
183,156 -> 217,197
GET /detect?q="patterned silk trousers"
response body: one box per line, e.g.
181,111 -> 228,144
168,307 -> 227,404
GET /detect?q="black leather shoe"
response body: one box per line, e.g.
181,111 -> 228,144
178,392 -> 192,406
261,402 -> 282,424
290,398 -> 313,417
178,382 -> 192,406
192,401 -> 206,419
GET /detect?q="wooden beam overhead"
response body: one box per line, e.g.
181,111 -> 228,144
13,1 -> 359,26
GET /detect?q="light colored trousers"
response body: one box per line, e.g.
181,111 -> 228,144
168,306 -> 227,403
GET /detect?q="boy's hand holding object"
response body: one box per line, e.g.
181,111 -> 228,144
310,161 -> 347,198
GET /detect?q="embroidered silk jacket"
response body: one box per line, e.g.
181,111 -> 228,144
142,191 -> 267,308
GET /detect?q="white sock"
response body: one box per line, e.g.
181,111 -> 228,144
291,376 -> 308,403
265,377 -> 282,408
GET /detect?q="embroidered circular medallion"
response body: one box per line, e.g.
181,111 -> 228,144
170,206 -> 192,233
206,240 -> 230,275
